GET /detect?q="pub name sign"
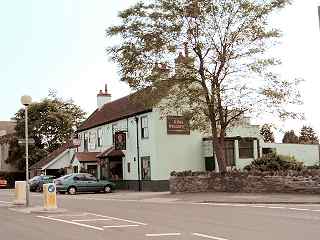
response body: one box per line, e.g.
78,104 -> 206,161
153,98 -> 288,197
167,116 -> 190,135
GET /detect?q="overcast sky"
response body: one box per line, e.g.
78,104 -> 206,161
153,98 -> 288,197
0,0 -> 319,141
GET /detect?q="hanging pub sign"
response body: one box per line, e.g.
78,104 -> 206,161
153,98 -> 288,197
114,131 -> 126,150
167,116 -> 190,135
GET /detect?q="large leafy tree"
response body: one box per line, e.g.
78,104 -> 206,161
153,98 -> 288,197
299,126 -> 319,144
260,124 -> 274,143
107,0 -> 302,172
282,130 -> 298,144
6,93 -> 86,170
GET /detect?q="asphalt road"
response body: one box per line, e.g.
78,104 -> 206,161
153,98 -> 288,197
1,190 -> 320,240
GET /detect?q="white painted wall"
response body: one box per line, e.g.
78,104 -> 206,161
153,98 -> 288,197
262,143 -> 320,166
153,109 -> 204,180
77,112 -> 155,181
45,148 -> 76,170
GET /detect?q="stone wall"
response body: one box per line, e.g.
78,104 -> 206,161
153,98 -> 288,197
170,170 -> 320,194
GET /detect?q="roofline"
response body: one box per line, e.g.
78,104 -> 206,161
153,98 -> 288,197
41,148 -> 71,170
76,109 -> 152,133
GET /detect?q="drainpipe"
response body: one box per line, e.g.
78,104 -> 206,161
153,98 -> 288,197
135,116 -> 141,191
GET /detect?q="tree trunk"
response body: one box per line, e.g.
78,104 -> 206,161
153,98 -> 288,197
211,127 -> 227,173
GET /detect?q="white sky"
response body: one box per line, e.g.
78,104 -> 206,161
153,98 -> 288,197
0,0 -> 319,142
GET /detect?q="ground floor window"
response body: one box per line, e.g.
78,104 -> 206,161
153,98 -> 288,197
205,157 -> 215,171
262,148 -> 276,155
73,166 -> 78,173
141,156 -> 151,180
239,138 -> 254,159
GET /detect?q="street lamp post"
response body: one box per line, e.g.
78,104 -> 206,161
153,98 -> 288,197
20,95 -> 32,207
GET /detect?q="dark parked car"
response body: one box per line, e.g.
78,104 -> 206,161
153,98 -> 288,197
29,175 -> 55,192
0,177 -> 7,189
55,173 -> 115,195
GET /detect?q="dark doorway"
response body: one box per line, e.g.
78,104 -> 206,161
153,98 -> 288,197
205,157 -> 215,171
109,156 -> 123,180
87,165 -> 98,178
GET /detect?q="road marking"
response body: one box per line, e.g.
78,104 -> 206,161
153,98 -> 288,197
267,206 -> 285,209
72,218 -> 112,222
37,216 -> 104,231
0,200 -> 11,204
87,212 -> 147,226
145,233 -> 181,237
288,208 -> 309,211
192,202 -> 320,213
103,224 -> 140,228
193,233 -> 229,240
51,213 -> 88,217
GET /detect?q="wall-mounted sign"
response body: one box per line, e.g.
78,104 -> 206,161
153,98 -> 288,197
167,116 -> 190,135
114,131 -> 126,150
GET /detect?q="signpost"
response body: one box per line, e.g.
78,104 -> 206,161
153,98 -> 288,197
18,139 -> 35,145
114,131 -> 126,150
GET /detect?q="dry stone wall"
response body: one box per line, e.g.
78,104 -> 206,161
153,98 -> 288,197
170,170 -> 320,194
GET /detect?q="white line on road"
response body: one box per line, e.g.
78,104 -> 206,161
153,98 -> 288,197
87,212 -> 148,226
192,233 -> 229,240
50,213 -> 88,217
0,200 -> 11,204
103,224 -> 140,228
72,219 -> 112,222
288,208 -> 309,211
37,216 -> 104,231
267,206 -> 286,209
145,233 -> 181,237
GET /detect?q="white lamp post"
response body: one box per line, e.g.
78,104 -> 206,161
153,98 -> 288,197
20,95 -> 32,207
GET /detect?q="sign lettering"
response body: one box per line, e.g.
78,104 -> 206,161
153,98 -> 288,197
167,116 -> 190,135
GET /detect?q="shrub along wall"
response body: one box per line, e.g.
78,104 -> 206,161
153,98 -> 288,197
170,170 -> 320,194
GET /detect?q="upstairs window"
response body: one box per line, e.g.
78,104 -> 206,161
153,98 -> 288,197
83,133 -> 88,152
141,116 -> 149,139
239,138 -> 254,159
97,128 -> 102,147
112,124 -> 117,144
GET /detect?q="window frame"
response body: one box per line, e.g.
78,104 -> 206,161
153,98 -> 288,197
238,138 -> 254,159
141,156 -> 151,180
141,116 -> 149,139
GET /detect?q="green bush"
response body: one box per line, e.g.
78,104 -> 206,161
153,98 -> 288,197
244,153 -> 304,171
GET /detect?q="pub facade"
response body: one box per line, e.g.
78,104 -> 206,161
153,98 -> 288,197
75,85 -> 203,191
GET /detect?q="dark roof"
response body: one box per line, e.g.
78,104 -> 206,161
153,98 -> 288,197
77,94 -> 152,132
0,121 -> 16,135
97,146 -> 124,158
74,152 -> 101,162
30,141 -> 76,170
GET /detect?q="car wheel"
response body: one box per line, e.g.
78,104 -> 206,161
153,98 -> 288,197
68,186 -> 77,195
104,185 -> 112,193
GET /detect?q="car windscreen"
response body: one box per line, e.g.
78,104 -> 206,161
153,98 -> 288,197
57,174 -> 72,181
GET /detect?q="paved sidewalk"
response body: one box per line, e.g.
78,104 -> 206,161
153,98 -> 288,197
160,192 -> 320,204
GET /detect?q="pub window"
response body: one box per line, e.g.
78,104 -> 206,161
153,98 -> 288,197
239,139 -> 254,159
262,148 -> 276,155
97,128 -> 102,147
112,124 -> 117,144
83,133 -> 88,152
141,116 -> 149,139
141,156 -> 151,180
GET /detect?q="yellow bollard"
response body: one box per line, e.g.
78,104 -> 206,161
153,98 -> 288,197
43,183 -> 57,210
13,181 -> 26,205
